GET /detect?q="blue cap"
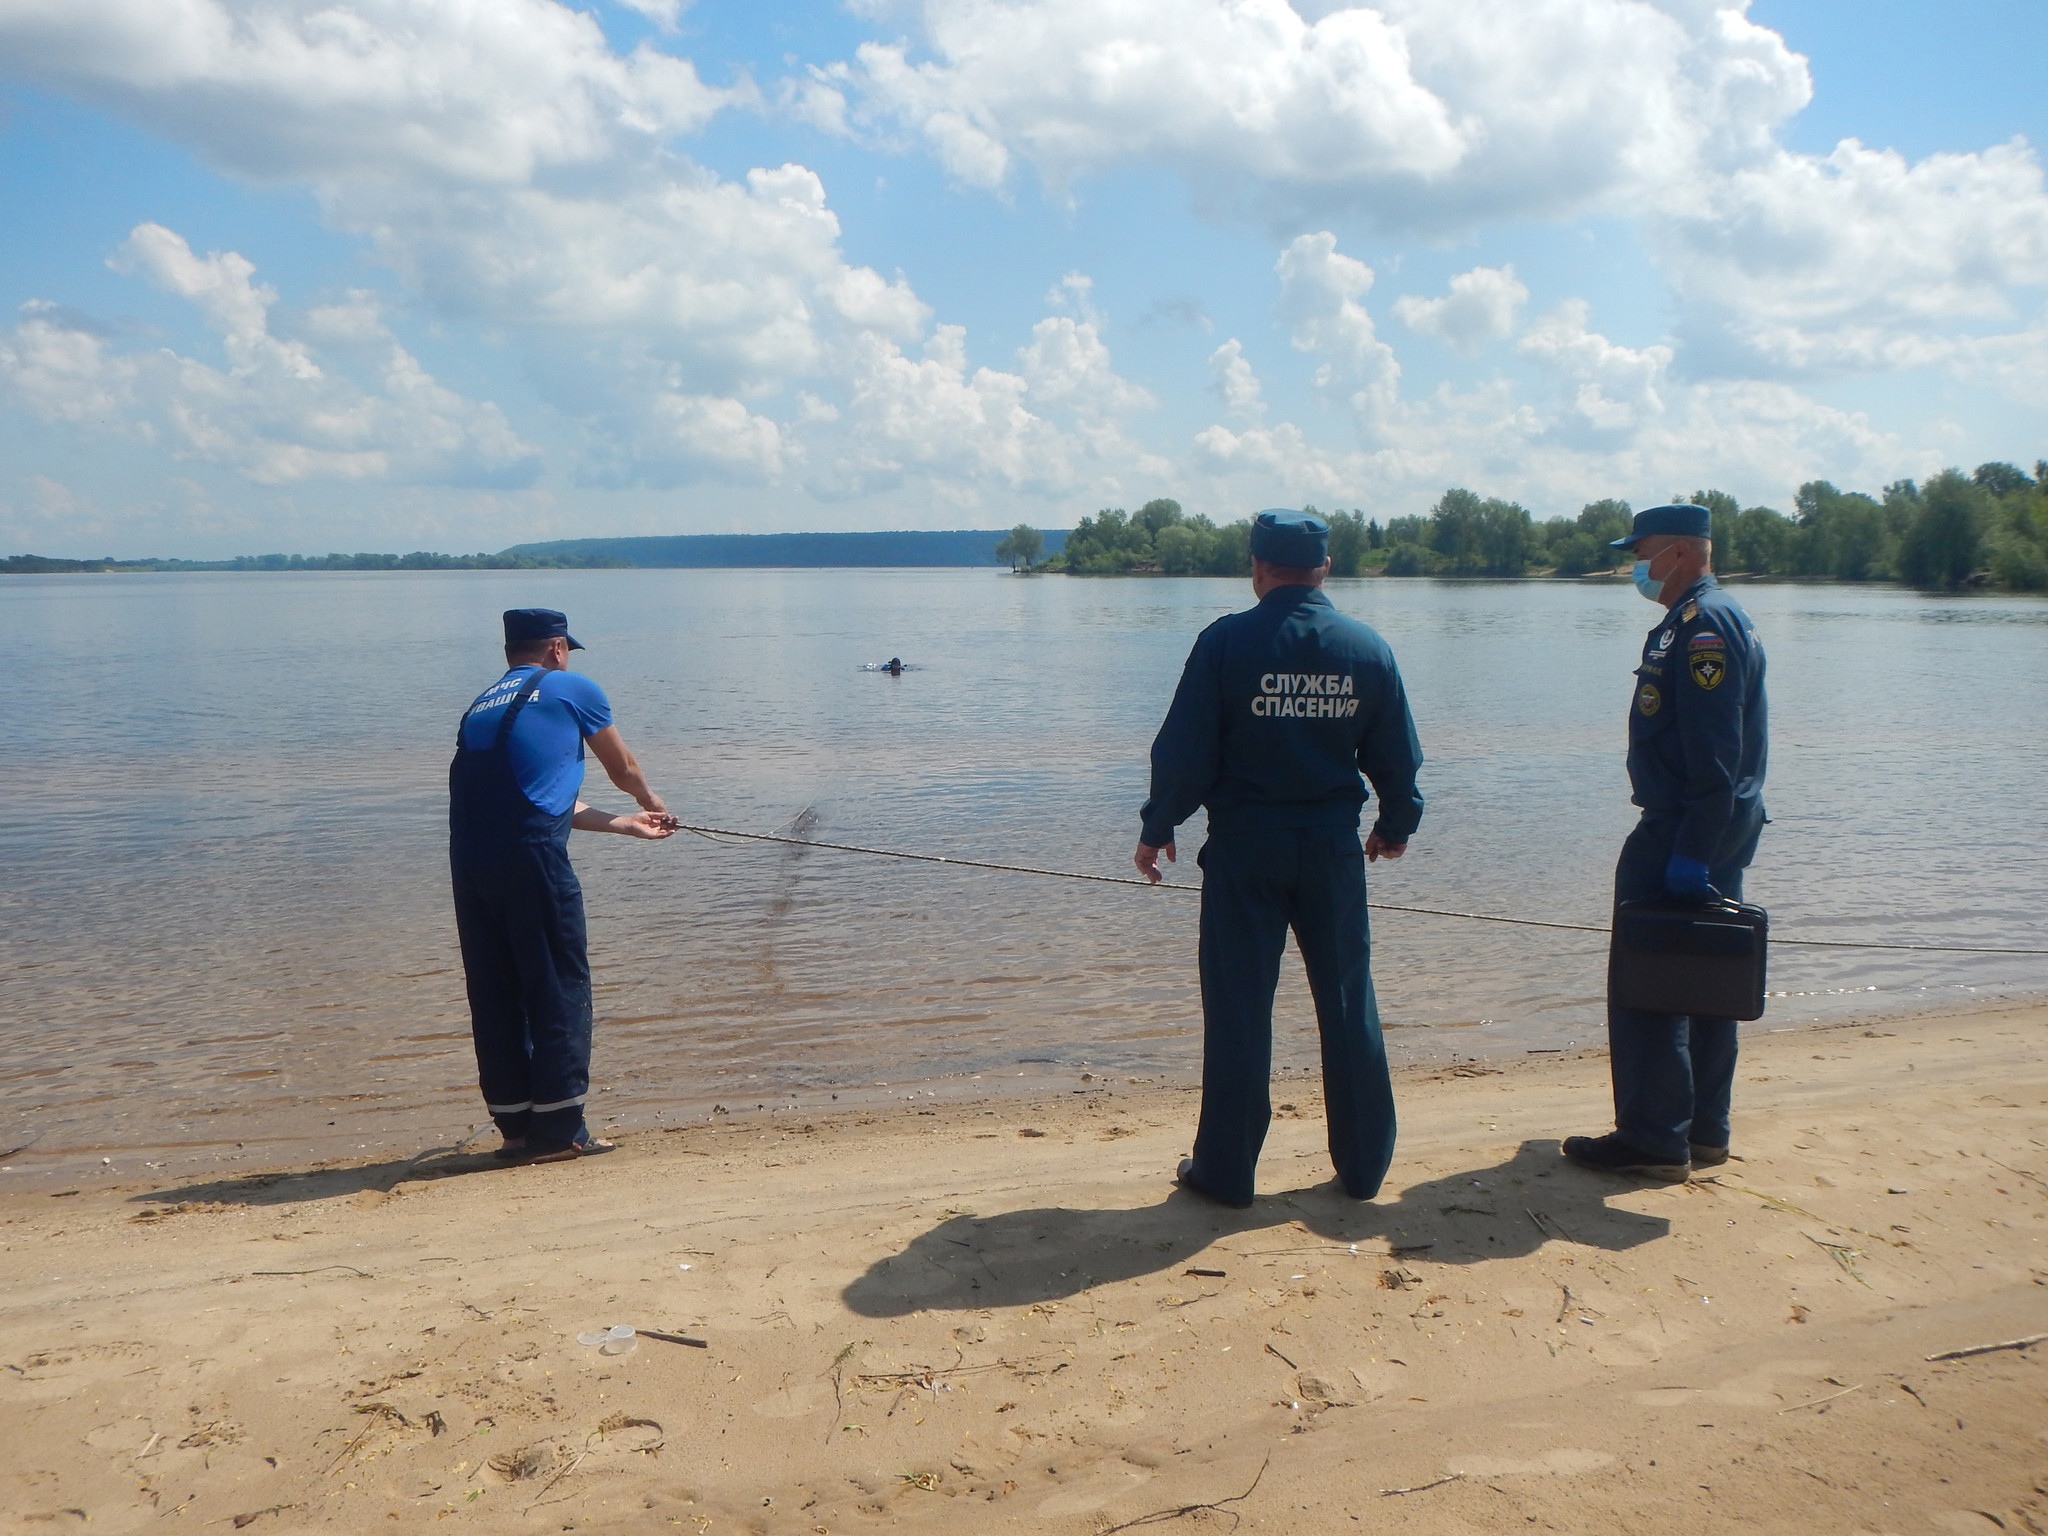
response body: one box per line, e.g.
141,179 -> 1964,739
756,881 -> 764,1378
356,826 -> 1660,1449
1611,503 -> 1713,550
1249,509 -> 1330,566
503,608 -> 584,649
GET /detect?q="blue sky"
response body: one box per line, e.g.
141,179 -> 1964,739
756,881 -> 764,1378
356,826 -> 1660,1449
1,0 -> 2043,557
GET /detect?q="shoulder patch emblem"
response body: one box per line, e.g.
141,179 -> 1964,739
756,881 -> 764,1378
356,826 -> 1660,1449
1689,650 -> 1727,690
1689,631 -> 1723,649
1680,599 -> 1699,623
1636,681 -> 1662,716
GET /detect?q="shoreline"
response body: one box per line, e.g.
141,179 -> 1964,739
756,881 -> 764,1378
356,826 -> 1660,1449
5,1002 -> 2046,1531
5,988 -> 2042,1197
6,988 -> 2043,1197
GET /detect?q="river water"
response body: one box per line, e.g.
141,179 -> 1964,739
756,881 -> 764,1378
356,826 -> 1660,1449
3,569 -> 2044,1185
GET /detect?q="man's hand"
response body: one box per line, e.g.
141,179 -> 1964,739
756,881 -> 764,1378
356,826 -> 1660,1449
1663,853 -> 1714,898
1134,840 -> 1176,884
572,803 -> 677,839
1365,831 -> 1407,862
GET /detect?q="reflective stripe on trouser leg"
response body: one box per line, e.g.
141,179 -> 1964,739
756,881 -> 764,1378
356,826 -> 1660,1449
506,840 -> 593,1146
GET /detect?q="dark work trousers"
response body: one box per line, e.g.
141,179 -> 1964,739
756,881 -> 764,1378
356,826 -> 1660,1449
1190,827 -> 1396,1204
1607,810 -> 1762,1161
449,674 -> 593,1150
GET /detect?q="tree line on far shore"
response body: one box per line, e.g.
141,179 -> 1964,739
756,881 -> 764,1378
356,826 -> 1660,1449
1005,459 -> 2048,591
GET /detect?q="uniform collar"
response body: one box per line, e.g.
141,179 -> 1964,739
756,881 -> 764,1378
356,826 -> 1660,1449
1260,584 -> 1332,607
1652,573 -> 1717,627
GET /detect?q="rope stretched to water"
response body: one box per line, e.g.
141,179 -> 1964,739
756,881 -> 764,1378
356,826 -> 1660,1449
668,820 -> 2048,956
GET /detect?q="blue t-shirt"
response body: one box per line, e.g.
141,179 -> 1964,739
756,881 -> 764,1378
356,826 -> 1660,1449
457,667 -> 614,816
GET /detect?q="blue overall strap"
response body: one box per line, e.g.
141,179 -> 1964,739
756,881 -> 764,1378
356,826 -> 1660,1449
491,669 -> 548,750
456,667 -> 549,745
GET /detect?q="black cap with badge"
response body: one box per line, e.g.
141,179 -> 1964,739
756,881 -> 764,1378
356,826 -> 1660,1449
502,608 -> 584,649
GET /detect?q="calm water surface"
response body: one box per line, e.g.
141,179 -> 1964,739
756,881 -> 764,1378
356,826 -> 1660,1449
3,570 -> 2044,1183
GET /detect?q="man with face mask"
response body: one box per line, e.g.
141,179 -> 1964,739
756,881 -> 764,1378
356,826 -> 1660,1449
1564,504 -> 1768,1181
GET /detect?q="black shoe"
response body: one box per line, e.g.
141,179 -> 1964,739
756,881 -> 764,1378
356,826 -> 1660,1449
1561,1133 -> 1690,1181
1689,1143 -> 1730,1168
1175,1158 -> 1253,1209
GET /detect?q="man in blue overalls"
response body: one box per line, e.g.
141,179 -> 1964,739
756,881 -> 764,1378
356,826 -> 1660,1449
1135,511 -> 1425,1207
1565,505 -> 1768,1180
450,608 -> 676,1162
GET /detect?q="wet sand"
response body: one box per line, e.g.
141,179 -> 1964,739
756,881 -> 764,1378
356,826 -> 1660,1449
3,1002 -> 2045,1534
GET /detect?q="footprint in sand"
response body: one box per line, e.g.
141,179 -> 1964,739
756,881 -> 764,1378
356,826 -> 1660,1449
1036,1465 -> 1154,1519
1634,1358 -> 1836,1410
751,1380 -> 833,1419
1451,1448 -> 1615,1478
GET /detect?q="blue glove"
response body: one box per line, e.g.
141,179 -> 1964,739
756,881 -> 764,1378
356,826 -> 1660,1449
1664,854 -> 1714,898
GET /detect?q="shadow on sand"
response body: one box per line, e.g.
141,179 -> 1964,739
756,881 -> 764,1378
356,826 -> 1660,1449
843,1139 -> 1670,1317
128,1138 -> 517,1208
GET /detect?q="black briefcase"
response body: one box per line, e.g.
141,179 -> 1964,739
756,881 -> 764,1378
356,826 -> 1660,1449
1608,896 -> 1769,1021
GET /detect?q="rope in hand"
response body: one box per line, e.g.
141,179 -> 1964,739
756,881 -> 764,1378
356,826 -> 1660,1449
666,820 -> 2048,956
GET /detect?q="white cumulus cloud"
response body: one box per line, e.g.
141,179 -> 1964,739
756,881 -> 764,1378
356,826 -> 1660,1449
1275,232 -> 1399,424
1664,137 -> 2048,374
1,224 -> 538,486
1393,264 -> 1528,353
1517,299 -> 1673,438
831,1 -> 2048,389
830,0 -> 1810,229
1207,338 -> 1265,424
0,0 -> 739,184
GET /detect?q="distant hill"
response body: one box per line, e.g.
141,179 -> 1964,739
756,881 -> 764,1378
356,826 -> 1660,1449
499,529 -> 1068,568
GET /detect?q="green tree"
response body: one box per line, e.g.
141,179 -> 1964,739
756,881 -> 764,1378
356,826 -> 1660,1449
1984,472 -> 2048,591
1155,522 -> 1204,575
1055,507 -> 1142,572
1714,504 -> 1789,574
1326,509 -> 1371,576
1898,469 -> 1988,589
1576,498 -> 1633,550
1202,517 -> 1254,576
1787,481 -> 1889,579
1682,489 -> 1741,544
1384,543 -> 1436,576
1134,498 -> 1184,536
1973,461 -> 2034,496
1425,488 -> 1533,575
1428,488 -> 1487,572
1544,523 -> 1607,576
994,524 -> 1044,570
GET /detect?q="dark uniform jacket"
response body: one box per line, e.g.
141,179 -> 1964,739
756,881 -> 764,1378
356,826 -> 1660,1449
1141,585 -> 1424,848
1627,574 -> 1768,866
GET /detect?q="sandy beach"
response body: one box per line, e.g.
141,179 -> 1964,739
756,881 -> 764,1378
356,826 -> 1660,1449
3,1002 -> 2044,1535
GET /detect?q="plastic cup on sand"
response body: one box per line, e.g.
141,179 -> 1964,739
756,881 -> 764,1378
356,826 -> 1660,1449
600,1324 -> 637,1356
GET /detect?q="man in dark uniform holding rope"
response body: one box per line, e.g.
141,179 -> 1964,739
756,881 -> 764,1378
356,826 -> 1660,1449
450,608 -> 676,1162
1564,504 -> 1768,1181
1135,510 -> 1425,1207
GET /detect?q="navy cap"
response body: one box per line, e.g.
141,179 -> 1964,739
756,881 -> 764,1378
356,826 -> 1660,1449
1249,508 -> 1330,566
502,607 -> 584,649
1611,503 -> 1713,550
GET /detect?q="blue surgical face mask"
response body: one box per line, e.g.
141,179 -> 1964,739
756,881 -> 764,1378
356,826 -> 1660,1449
1632,558 -> 1663,602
